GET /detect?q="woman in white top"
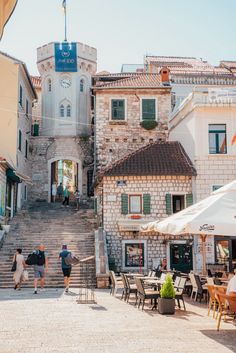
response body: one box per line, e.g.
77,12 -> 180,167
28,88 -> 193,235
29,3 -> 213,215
13,249 -> 25,290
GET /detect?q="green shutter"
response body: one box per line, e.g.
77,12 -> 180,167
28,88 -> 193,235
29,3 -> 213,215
121,194 -> 128,215
112,99 -> 125,120
143,194 -> 151,214
33,123 -> 39,136
165,193 -> 172,215
186,193 -> 193,207
142,99 -> 156,121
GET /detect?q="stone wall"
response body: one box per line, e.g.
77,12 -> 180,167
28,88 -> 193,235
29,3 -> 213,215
101,175 -> 193,270
195,155 -> 236,201
95,89 -> 171,170
29,136 -> 93,202
0,165 -> 6,216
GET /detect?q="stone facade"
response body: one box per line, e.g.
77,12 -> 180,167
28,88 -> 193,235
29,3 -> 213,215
95,89 -> 171,170
99,175 -> 193,271
29,136 -> 93,202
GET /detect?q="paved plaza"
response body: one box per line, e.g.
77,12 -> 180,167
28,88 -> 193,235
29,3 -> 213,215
0,289 -> 235,353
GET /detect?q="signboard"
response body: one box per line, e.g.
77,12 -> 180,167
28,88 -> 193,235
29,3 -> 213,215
55,42 -> 77,72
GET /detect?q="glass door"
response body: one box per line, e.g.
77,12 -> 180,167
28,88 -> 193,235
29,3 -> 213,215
170,243 -> 193,273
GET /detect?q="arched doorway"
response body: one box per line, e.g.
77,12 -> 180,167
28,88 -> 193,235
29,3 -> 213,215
48,157 -> 82,203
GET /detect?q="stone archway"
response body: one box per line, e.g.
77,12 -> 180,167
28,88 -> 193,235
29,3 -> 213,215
48,156 -> 83,202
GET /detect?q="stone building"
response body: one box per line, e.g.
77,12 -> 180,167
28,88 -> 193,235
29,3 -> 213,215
93,72 -> 171,171
29,41 -> 97,202
0,51 -> 36,216
95,142 -> 196,273
169,87 -> 236,271
122,56 -> 236,112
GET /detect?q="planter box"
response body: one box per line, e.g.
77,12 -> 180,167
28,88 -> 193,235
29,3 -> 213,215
158,298 -> 175,315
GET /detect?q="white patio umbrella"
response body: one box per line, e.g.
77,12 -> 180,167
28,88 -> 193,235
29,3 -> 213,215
141,180 -> 236,274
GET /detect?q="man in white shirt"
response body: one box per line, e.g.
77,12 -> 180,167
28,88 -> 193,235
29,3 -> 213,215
226,271 -> 236,296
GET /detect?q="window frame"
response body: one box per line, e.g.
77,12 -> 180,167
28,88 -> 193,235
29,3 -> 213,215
110,98 -> 127,121
48,78 -> 52,92
172,194 -> 186,214
140,97 -> 158,122
26,99 -> 29,117
128,194 -> 142,214
80,79 -> 84,93
66,104 -> 71,117
208,124 -> 227,154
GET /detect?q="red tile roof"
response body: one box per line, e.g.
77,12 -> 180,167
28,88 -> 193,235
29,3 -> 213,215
94,73 -> 167,89
101,141 -> 196,177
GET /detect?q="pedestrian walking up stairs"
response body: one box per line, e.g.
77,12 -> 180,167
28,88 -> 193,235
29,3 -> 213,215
0,202 -> 97,288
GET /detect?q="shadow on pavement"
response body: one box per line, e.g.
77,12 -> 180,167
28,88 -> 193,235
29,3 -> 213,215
0,288 -> 66,301
200,329 -> 236,353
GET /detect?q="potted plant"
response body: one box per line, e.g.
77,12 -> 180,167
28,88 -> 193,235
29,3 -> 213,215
158,274 -> 176,315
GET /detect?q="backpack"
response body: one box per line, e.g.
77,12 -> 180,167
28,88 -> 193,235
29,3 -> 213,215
25,252 -> 38,266
64,253 -> 80,266
37,251 -> 45,266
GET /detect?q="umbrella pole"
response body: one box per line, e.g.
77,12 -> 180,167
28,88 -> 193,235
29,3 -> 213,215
201,234 -> 207,275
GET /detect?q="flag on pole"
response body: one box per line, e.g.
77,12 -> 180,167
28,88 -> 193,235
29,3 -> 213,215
231,133 -> 236,146
0,0 -> 18,40
62,0 -> 66,12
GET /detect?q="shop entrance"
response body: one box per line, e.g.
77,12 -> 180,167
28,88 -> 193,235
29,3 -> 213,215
170,243 -> 193,273
50,160 -> 78,202
215,237 -> 236,272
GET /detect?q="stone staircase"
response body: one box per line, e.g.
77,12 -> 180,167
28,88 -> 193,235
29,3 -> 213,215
0,202 -> 97,288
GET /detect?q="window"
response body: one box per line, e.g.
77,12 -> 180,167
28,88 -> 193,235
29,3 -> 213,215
48,79 -> 52,92
25,140 -> 28,159
66,105 -> 71,117
60,104 -> 65,117
129,195 -> 142,214
142,99 -> 156,121
19,85 -> 23,106
111,99 -> 125,120
18,130 -> 22,151
121,194 -> 151,215
26,99 -> 29,117
209,124 -> 227,154
172,195 -> 185,213
212,185 -> 223,192
80,79 -> 84,92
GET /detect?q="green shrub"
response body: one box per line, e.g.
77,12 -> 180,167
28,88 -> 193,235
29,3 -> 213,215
160,274 -> 175,299
140,121 -> 158,130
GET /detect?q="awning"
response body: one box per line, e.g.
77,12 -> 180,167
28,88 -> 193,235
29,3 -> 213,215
15,171 -> 33,185
6,168 -> 21,183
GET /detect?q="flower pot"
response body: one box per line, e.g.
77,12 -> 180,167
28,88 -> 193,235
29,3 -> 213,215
2,225 -> 10,234
158,298 -> 175,315
130,215 -> 141,219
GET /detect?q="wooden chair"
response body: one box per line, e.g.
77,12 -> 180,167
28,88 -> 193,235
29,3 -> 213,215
109,271 -> 123,296
175,277 -> 187,310
121,273 -> 128,300
124,274 -> 138,304
215,291 -> 236,331
189,272 -> 198,300
206,284 -> 217,318
206,277 -> 214,285
135,277 -> 159,310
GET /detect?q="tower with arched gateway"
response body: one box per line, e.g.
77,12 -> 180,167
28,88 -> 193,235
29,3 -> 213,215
29,41 -> 97,202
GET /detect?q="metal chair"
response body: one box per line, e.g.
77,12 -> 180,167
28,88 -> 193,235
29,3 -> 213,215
135,277 -> 159,310
109,271 -> 123,296
175,277 -> 187,310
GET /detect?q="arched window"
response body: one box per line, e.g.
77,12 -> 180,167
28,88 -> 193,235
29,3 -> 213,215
80,79 -> 84,93
60,104 -> 65,117
48,79 -> 52,92
66,104 -> 71,117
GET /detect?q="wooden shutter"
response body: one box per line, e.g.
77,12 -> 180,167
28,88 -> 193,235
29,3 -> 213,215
94,197 -> 97,214
143,194 -> 151,214
186,193 -> 193,208
121,194 -> 128,215
142,99 -> 156,121
165,193 -> 172,215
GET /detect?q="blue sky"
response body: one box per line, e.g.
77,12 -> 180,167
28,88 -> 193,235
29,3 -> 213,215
0,0 -> 235,75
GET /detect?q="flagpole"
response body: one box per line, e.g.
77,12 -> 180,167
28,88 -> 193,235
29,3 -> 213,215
64,2 -> 67,42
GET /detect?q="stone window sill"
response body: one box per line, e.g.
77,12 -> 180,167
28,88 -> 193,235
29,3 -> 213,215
109,120 -> 128,125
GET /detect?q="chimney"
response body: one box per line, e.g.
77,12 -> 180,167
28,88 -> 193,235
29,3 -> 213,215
160,67 -> 170,84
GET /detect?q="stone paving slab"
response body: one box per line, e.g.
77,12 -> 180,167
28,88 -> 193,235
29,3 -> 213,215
0,289 -> 235,353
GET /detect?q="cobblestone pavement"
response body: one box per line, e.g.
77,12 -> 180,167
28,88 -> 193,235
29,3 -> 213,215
0,289 -> 235,353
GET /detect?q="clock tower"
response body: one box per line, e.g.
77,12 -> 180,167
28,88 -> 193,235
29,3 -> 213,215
37,41 -> 97,136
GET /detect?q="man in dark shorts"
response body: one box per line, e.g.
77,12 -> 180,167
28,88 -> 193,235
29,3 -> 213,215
59,244 -> 72,293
